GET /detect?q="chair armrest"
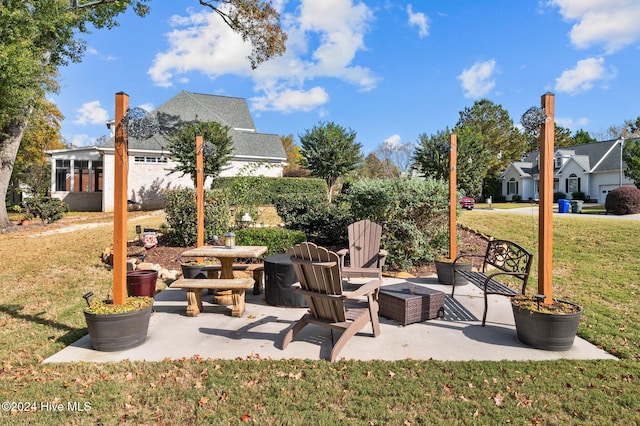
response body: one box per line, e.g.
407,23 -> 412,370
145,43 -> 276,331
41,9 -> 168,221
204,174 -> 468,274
336,249 -> 348,268
291,283 -> 345,300
344,279 -> 381,298
378,249 -> 388,269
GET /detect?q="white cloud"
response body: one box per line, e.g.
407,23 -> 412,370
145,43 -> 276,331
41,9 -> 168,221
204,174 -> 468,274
457,59 -> 497,98
69,134 -> 94,147
148,0 -> 377,112
383,134 -> 401,148
556,116 -> 589,130
73,101 -> 109,126
551,0 -> 640,53
251,87 -> 329,113
407,5 -> 429,38
554,57 -> 616,95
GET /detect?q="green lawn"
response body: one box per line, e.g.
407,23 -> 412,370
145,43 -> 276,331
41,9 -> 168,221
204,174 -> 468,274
0,212 -> 638,425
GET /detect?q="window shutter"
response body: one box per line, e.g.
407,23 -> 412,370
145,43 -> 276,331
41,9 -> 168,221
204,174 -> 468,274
578,178 -> 581,192
565,180 -> 568,193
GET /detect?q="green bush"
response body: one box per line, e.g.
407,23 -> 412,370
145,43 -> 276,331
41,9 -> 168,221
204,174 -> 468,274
512,194 -> 522,202
605,186 -> 640,215
235,228 -> 306,257
344,178 -> 450,270
571,191 -> 586,200
163,189 -> 231,246
21,197 -> 68,223
553,191 -> 566,202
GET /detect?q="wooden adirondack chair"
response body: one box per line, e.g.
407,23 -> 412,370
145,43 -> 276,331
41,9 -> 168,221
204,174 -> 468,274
281,242 -> 382,361
337,220 -> 387,280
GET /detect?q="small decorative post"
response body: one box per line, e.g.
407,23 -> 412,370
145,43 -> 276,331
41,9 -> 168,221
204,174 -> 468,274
113,92 -> 129,305
449,132 -> 457,259
196,135 -> 205,249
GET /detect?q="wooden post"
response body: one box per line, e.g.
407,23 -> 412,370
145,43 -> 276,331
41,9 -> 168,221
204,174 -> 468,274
449,133 -> 457,259
196,135 -> 205,257
113,92 -> 129,305
538,93 -> 555,304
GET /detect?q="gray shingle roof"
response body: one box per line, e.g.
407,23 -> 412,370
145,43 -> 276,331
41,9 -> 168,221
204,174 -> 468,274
104,91 -> 284,159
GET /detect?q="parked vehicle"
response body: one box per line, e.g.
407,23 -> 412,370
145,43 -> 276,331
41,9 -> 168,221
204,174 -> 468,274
460,196 -> 475,210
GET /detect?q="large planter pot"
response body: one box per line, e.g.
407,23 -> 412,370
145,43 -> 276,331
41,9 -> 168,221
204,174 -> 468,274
84,305 -> 152,352
126,270 -> 158,298
180,263 -> 209,279
435,259 -> 472,285
512,299 -> 582,351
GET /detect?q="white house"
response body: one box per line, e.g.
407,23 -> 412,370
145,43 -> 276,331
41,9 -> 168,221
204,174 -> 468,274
46,91 -> 287,212
499,139 -> 636,203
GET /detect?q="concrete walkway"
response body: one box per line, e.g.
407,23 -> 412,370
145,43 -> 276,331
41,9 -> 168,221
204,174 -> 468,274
44,276 -> 616,363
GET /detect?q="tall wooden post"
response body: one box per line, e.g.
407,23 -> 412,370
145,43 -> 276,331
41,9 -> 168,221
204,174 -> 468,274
196,135 -> 205,254
449,133 -> 457,259
113,92 -> 129,305
538,93 -> 555,303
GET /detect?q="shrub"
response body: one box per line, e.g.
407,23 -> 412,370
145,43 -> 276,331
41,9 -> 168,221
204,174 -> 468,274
571,191 -> 586,201
21,197 -> 68,223
163,189 -> 231,246
344,178 -> 450,270
553,191 -> 566,202
214,176 -> 327,205
512,194 -> 522,202
605,187 -> 640,215
235,228 -> 306,257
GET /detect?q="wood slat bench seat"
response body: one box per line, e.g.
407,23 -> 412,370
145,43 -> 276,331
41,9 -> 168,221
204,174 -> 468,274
186,263 -> 264,295
451,239 -> 533,327
170,278 -> 254,317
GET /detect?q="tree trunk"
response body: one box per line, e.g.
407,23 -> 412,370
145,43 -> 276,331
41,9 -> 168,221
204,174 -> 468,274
0,117 -> 30,230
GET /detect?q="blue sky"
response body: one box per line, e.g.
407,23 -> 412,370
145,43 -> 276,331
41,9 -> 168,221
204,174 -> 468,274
53,0 -> 640,154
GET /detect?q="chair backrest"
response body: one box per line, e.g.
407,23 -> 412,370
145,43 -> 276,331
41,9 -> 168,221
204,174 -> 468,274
289,242 -> 346,322
346,219 -> 382,269
482,239 -> 534,288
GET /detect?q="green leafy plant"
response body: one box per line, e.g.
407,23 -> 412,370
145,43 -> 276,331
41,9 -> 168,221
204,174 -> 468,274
84,296 -> 153,315
21,197 -> 68,223
235,228 -> 306,257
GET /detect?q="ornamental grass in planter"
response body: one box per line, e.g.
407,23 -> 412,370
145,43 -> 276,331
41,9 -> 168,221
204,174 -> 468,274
83,295 -> 154,352
511,295 -> 582,351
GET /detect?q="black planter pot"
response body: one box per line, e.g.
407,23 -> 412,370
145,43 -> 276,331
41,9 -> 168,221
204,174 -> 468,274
435,260 -> 472,285
126,270 -> 158,298
180,263 -> 209,279
512,300 -> 582,351
84,305 -> 152,352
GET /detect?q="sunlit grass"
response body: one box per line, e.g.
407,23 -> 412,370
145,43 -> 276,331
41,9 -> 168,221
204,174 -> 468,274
0,210 -> 638,424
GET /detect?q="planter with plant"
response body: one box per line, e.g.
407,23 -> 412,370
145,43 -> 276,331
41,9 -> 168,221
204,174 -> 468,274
434,256 -> 472,285
515,94 -> 583,351
82,293 -> 153,351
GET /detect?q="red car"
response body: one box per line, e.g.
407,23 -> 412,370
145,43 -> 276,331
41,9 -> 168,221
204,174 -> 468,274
460,196 -> 475,210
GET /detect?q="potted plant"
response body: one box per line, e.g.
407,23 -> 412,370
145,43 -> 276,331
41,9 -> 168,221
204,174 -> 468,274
511,295 -> 582,351
82,292 -> 153,352
434,255 -> 472,285
21,211 -> 34,226
514,95 -> 583,351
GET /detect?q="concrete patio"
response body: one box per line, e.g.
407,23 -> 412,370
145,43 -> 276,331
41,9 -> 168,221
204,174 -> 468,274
44,276 -> 617,363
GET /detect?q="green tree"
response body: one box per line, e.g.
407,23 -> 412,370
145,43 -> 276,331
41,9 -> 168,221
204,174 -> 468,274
622,139 -> 640,188
0,0 -> 286,230
166,121 -> 234,186
456,99 -> 527,189
554,124 -> 572,147
571,129 -> 597,145
299,121 -> 363,202
412,127 -> 490,198
358,153 -> 399,178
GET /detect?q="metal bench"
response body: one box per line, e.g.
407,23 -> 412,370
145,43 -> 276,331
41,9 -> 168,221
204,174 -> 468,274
170,278 -> 254,317
451,239 -> 533,326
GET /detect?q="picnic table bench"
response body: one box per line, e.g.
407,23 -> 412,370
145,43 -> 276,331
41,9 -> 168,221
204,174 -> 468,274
170,278 -> 254,317
451,238 -> 533,326
190,263 -> 264,295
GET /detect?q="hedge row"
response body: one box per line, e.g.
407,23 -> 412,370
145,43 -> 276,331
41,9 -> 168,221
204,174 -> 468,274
213,176 -> 327,205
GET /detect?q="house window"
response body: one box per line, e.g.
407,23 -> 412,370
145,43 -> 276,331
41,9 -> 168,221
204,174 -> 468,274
135,156 -> 167,164
507,178 -> 518,195
55,160 -> 71,191
91,161 -> 103,192
567,173 -> 580,194
74,161 -> 90,192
